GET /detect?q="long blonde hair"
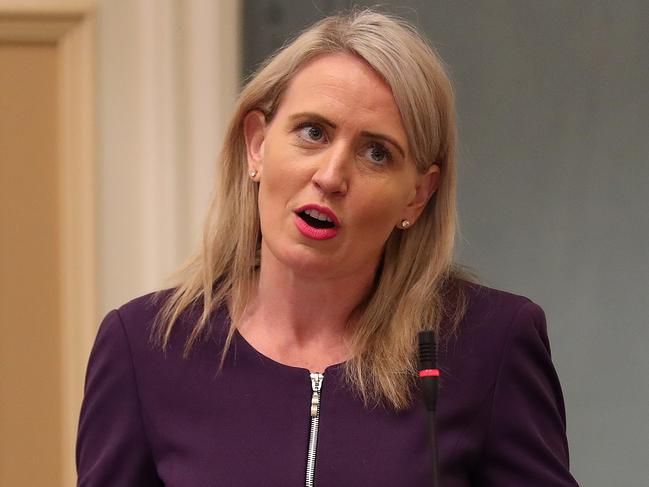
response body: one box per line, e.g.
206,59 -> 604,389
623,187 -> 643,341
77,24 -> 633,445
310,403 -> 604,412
152,9 -> 477,410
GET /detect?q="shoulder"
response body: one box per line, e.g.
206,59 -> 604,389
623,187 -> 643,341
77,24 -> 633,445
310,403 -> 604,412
86,292 -> 167,379
438,280 -> 552,398
115,289 -> 175,330
462,279 -> 540,315
104,289 -> 230,358
449,279 -> 547,342
86,290 -> 231,414
450,283 -> 575,483
99,291 -> 166,351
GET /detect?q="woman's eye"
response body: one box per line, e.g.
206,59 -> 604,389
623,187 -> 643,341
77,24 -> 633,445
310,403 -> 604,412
366,143 -> 392,164
297,123 -> 326,142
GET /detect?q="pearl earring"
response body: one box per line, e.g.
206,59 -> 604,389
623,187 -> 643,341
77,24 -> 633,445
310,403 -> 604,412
400,219 -> 411,229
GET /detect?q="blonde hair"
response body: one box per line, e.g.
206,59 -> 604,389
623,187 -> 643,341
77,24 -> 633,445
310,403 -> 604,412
152,9 -> 477,410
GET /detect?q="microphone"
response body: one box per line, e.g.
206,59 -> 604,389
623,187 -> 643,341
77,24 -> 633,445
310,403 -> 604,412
418,331 -> 440,487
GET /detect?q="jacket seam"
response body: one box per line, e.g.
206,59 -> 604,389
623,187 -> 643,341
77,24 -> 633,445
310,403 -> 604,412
114,308 -> 160,469
478,299 -> 534,462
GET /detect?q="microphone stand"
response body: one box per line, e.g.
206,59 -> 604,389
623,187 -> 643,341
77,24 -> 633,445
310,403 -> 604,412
418,331 -> 440,487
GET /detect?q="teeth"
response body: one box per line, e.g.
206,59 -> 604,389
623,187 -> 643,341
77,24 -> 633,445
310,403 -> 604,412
304,208 -> 333,223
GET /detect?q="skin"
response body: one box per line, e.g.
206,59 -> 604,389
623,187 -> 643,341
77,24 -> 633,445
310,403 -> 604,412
239,53 -> 440,372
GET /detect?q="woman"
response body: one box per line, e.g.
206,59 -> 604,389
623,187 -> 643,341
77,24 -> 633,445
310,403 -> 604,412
77,10 -> 579,486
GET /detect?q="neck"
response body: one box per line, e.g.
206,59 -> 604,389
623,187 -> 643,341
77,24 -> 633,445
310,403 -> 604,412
236,242 -> 378,370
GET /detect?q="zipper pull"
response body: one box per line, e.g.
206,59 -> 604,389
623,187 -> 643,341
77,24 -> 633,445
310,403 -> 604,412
310,373 -> 324,417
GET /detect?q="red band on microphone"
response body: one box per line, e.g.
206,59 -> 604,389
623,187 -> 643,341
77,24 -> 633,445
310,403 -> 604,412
419,369 -> 440,377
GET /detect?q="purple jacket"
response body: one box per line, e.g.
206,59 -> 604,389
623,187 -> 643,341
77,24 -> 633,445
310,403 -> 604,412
76,282 -> 579,486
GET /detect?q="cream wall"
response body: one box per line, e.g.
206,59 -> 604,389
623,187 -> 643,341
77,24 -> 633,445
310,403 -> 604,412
97,0 -> 241,315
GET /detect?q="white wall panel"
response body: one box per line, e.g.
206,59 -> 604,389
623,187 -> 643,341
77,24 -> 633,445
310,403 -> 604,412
97,0 -> 241,314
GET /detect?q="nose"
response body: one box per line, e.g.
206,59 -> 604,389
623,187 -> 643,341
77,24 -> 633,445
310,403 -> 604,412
311,145 -> 349,196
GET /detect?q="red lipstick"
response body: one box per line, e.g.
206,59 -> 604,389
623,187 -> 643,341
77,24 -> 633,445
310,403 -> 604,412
294,204 -> 340,240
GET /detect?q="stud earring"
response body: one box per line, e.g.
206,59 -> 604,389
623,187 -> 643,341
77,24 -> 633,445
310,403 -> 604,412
248,169 -> 258,179
400,219 -> 411,229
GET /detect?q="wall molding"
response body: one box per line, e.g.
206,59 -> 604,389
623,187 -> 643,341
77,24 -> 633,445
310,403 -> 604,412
0,14 -> 81,43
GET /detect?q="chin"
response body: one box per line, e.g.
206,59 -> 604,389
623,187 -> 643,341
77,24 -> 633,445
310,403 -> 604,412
282,244 -> 342,277
260,235 -> 341,276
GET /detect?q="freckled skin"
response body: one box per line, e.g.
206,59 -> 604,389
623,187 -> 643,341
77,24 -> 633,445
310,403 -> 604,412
247,53 -> 437,281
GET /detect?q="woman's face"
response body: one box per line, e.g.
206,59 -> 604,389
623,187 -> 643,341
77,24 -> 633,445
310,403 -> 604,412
244,53 -> 439,280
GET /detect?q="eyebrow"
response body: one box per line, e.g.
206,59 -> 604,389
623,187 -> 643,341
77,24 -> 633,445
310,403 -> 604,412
288,111 -> 406,158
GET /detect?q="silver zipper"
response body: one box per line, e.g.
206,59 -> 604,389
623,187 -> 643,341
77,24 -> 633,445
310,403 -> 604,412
305,372 -> 324,487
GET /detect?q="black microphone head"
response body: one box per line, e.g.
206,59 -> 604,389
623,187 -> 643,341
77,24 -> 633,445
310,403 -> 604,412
418,331 -> 437,370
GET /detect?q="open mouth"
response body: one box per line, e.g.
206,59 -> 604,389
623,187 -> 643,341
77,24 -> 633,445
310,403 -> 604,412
297,209 -> 336,229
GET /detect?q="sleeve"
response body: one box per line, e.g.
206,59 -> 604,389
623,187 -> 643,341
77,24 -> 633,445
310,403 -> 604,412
76,309 -> 163,486
476,301 -> 580,486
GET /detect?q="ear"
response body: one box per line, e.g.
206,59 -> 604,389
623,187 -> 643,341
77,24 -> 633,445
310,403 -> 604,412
403,164 -> 441,224
243,110 -> 267,177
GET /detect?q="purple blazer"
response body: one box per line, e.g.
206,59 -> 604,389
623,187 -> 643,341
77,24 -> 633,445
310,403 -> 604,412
76,282 -> 579,486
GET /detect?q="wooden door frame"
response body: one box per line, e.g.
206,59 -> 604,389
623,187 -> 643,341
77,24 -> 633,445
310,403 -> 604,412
0,5 -> 97,485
